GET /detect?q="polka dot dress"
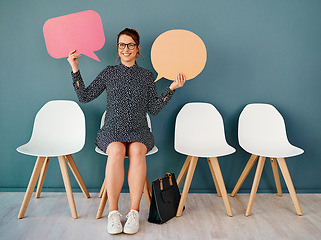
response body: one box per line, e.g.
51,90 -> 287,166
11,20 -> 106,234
71,62 -> 175,153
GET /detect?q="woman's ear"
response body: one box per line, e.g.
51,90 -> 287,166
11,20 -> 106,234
136,45 -> 142,59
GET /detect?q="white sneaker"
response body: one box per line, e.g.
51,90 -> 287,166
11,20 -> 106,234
107,210 -> 122,235
124,210 -> 139,234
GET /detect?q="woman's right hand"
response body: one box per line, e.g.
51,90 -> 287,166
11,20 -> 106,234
67,50 -> 81,73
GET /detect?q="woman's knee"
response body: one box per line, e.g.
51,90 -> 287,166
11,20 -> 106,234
106,142 -> 126,159
128,142 -> 147,159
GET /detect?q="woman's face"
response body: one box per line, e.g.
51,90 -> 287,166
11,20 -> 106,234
117,34 -> 140,66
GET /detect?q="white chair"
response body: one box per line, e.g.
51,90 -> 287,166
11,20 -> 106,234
95,111 -> 158,218
175,102 -> 235,217
231,103 -> 304,216
16,100 -> 90,219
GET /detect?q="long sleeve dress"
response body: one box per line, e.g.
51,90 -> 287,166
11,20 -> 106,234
71,62 -> 175,153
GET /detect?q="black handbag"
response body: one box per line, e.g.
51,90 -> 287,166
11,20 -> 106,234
148,173 -> 182,224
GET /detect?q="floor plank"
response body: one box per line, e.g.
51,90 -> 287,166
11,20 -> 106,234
0,192 -> 321,240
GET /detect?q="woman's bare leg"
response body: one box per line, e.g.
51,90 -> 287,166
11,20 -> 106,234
127,142 -> 147,211
105,142 -> 126,212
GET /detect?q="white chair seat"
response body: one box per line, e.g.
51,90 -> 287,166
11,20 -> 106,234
175,143 -> 235,158
244,144 -> 303,158
17,142 -> 82,157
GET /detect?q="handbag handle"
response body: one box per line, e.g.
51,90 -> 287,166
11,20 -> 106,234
156,173 -> 174,190
165,173 -> 173,186
156,177 -> 163,190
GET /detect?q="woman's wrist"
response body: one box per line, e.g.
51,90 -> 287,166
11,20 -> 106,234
169,82 -> 178,91
72,67 -> 79,73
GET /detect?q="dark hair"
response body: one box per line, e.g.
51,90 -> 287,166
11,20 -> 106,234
117,28 -> 144,60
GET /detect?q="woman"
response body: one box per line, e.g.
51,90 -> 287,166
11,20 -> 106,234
67,28 -> 185,235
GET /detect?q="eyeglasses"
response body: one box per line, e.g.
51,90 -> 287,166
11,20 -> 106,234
117,42 -> 137,50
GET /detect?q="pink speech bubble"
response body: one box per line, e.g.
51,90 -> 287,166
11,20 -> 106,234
43,10 -> 105,61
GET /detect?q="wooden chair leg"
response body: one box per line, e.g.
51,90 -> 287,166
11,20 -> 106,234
96,188 -> 108,219
58,156 -> 78,219
231,154 -> 258,197
65,155 -> 90,198
245,156 -> 266,216
207,158 -> 222,197
177,155 -> 192,187
276,158 -> 303,216
176,156 -> 198,217
99,178 -> 106,198
18,156 -> 46,219
270,158 -> 282,197
208,157 -> 233,217
144,176 -> 151,208
35,157 -> 50,198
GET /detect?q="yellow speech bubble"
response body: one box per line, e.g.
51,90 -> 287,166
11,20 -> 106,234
151,29 -> 207,82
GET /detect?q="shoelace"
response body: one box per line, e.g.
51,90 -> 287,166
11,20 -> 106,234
109,212 -> 122,227
126,211 -> 138,226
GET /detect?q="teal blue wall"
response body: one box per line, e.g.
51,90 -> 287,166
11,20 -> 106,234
1,0 -> 321,193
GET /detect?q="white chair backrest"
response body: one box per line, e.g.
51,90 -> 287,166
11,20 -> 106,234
238,103 -> 290,151
175,102 -> 229,153
100,111 -> 152,130
29,100 -> 85,151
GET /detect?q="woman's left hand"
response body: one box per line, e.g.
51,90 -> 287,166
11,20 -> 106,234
169,73 -> 186,91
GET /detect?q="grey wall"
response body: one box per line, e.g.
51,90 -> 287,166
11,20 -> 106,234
1,0 -> 321,193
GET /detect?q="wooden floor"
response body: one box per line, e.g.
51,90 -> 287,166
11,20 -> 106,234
1,192 -> 321,240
